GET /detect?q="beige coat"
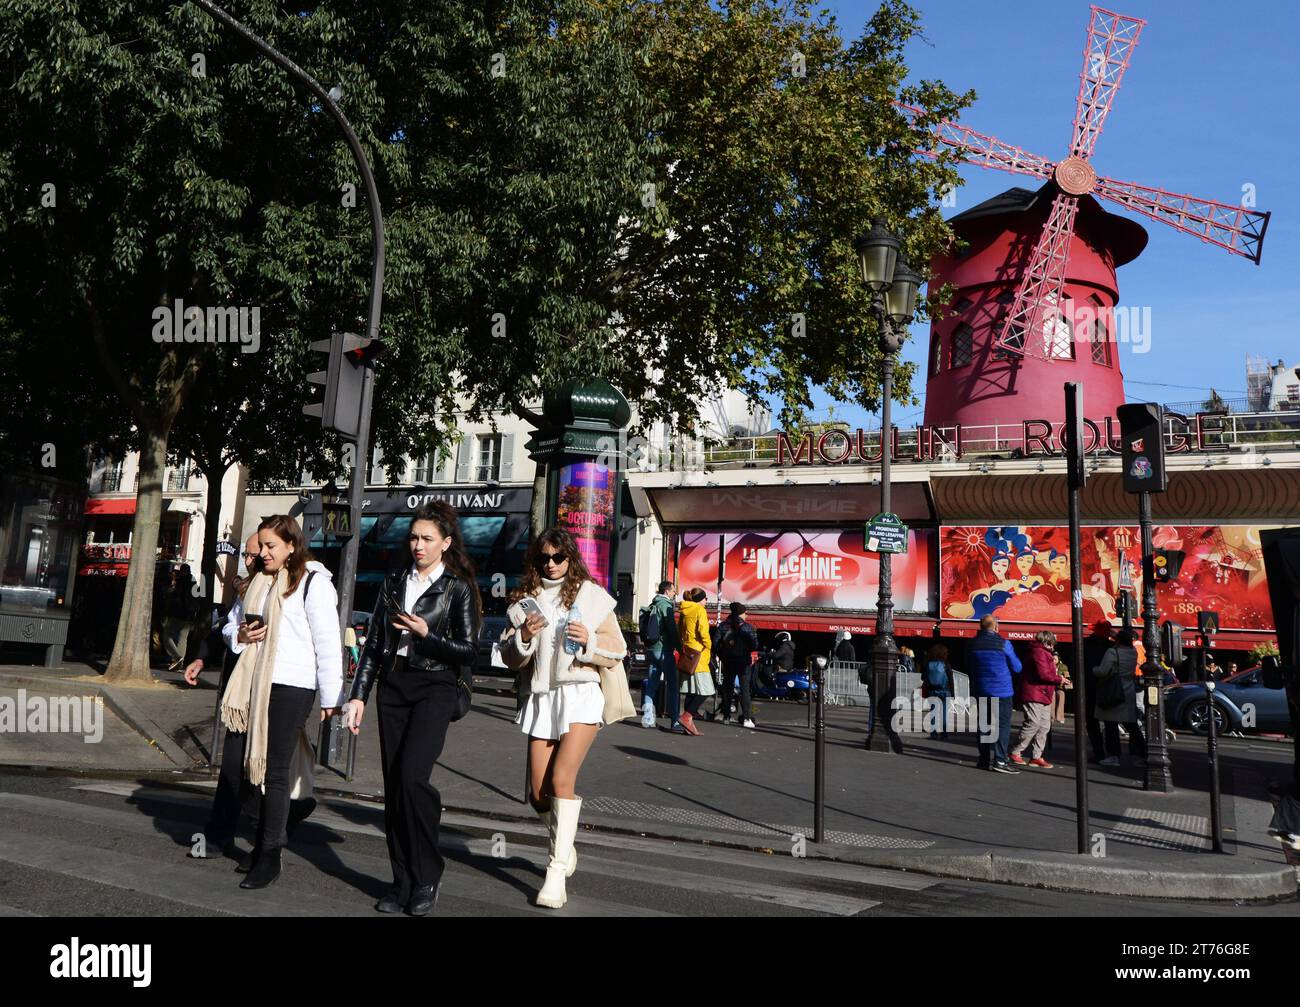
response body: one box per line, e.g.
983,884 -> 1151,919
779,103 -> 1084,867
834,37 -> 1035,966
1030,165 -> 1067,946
500,579 -> 626,694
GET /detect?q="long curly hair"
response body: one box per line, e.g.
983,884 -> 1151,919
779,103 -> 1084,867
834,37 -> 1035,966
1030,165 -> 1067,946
411,500 -> 482,629
511,528 -> 594,609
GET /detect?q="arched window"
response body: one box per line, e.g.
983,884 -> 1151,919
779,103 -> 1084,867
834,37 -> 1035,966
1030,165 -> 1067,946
1087,294 -> 1111,366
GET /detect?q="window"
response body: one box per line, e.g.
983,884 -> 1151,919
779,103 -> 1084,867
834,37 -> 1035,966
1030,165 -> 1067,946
474,434 -> 502,482
1087,295 -> 1111,366
1287,384 -> 1299,403
165,460 -> 191,492
101,461 -> 125,493
411,453 -> 438,484
1046,314 -> 1074,360
950,323 -> 973,368
929,334 -> 941,377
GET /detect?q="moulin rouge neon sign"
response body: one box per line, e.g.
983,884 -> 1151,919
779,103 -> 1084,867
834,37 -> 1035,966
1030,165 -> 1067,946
777,411 -> 1231,466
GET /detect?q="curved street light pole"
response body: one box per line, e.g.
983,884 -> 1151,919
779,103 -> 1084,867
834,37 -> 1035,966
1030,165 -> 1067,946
191,0 -> 384,638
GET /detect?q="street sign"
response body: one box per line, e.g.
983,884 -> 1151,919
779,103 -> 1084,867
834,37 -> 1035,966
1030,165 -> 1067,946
215,541 -> 238,557
865,513 -> 908,554
322,502 -> 353,538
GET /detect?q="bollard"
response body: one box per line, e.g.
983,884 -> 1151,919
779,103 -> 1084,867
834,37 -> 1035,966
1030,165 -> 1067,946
813,657 -> 826,844
1205,680 -> 1224,853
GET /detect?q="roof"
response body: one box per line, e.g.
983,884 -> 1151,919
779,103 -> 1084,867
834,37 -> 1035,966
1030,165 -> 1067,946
950,183 -> 1149,267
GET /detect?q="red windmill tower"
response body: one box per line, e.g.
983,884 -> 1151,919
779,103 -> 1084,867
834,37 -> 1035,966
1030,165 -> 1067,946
903,6 -> 1271,435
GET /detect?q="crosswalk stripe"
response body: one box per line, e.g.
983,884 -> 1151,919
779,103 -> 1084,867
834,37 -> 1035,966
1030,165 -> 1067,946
37,789 -> 667,917
452,837 -> 879,916
0,831 -> 373,917
74,782 -> 932,893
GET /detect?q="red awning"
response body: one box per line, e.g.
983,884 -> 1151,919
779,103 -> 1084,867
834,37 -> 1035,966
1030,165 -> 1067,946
85,497 -> 136,515
743,611 -> 938,637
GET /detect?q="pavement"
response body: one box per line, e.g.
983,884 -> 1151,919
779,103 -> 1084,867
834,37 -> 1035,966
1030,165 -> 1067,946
1,661 -> 1297,902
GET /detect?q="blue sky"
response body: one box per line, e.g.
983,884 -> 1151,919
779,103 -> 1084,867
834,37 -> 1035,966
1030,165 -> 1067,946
802,0 -> 1299,430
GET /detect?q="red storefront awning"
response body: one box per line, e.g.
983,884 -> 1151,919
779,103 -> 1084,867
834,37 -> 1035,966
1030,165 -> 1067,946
743,611 -> 938,637
85,497 -> 136,515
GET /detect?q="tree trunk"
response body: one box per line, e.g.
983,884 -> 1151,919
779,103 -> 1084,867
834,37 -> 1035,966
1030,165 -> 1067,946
530,466 -> 548,541
104,426 -> 168,684
198,459 -> 228,608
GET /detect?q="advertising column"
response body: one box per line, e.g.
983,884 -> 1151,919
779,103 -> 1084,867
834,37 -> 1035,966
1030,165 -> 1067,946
555,460 -> 618,592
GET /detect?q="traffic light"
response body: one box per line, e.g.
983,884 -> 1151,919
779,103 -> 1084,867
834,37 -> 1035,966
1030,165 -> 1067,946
1116,589 -> 1133,622
1153,548 -> 1185,582
1197,610 -> 1220,637
1161,621 -> 1183,665
304,332 -> 380,440
1116,402 -> 1168,494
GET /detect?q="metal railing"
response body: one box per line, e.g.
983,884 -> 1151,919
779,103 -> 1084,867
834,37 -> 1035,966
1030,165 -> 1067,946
631,409 -> 1300,472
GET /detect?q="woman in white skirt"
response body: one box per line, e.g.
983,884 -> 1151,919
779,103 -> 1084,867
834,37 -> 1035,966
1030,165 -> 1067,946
500,528 -> 626,908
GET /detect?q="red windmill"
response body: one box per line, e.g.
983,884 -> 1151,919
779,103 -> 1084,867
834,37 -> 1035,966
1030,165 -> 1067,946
903,6 -> 1271,362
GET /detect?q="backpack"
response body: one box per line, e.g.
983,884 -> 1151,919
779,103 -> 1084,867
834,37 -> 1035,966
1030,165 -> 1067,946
638,604 -> 662,645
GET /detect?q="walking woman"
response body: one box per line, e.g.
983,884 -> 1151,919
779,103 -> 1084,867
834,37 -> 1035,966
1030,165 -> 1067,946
1009,631 -> 1062,768
341,502 -> 479,914
1094,628 -> 1147,766
223,515 -> 344,889
500,529 -> 627,908
677,587 -> 715,734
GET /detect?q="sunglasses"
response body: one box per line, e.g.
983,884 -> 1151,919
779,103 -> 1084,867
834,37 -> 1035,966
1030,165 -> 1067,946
536,551 -> 568,567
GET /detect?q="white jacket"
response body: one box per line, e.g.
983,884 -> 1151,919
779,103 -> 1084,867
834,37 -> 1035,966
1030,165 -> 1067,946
224,560 -> 345,708
500,579 -> 626,694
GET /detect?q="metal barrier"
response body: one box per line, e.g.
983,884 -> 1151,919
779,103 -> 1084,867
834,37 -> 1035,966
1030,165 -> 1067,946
823,660 -> 871,707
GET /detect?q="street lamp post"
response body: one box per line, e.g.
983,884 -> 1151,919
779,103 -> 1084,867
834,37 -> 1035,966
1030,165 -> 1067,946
855,223 -> 921,754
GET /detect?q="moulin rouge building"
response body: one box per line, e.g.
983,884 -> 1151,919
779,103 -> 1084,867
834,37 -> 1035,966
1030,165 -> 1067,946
626,187 -> 1298,661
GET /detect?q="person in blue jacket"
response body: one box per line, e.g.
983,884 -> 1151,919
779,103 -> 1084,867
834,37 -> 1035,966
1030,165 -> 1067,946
965,614 -> 1023,773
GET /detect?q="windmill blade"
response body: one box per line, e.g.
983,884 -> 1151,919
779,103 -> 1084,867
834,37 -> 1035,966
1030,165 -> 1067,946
995,191 -> 1082,359
1071,7 -> 1146,159
1093,175 -> 1270,264
895,102 -> 1053,181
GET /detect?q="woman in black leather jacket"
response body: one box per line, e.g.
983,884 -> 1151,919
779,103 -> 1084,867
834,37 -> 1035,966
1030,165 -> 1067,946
341,501 -> 480,915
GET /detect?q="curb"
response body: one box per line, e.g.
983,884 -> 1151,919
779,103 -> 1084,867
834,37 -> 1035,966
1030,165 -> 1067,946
301,787 -> 1296,902
0,672 -> 197,770
0,764 -> 1291,901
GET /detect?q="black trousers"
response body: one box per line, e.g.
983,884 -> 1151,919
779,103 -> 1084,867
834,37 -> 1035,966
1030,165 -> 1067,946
206,661 -> 254,845
1103,720 -> 1146,759
255,684 -> 316,852
377,657 -> 457,900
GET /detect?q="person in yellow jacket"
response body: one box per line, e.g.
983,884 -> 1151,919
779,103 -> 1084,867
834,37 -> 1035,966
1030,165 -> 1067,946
676,587 -> 715,735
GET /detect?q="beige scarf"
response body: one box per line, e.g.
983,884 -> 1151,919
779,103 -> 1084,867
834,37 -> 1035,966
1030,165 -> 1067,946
221,568 -> 288,787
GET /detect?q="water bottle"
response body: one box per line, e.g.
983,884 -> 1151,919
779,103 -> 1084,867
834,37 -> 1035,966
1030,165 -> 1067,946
564,605 -> 583,656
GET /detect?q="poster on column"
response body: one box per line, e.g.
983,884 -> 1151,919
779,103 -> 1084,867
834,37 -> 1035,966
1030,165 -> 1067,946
938,525 -> 1276,631
555,460 -> 616,590
671,529 -> 936,612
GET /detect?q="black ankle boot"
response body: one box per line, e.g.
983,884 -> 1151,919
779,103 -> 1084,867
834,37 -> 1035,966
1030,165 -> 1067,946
239,848 -> 282,889
235,842 -> 262,874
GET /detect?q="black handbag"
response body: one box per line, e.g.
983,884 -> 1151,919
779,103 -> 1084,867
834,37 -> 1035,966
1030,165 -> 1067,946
431,583 -> 473,723
1096,670 -> 1125,709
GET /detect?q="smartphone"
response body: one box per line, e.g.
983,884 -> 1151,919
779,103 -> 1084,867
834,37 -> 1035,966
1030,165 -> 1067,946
243,613 -> 264,628
383,586 -> 411,619
518,597 -> 548,626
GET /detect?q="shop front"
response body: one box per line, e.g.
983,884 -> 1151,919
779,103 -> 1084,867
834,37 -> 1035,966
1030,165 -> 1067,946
0,474 -> 83,666
300,485 -> 533,618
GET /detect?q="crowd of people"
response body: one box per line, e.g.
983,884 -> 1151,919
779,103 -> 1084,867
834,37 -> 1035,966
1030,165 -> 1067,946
181,506 -> 634,915
175,513 -> 1260,913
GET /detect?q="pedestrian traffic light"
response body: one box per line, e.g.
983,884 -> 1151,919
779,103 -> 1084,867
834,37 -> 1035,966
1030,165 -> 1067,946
1116,589 -> 1132,621
1116,402 -> 1168,494
304,332 -> 380,440
1197,610 -> 1219,637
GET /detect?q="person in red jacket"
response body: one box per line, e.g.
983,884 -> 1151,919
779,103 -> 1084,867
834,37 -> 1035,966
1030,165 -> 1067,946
1009,631 -> 1063,768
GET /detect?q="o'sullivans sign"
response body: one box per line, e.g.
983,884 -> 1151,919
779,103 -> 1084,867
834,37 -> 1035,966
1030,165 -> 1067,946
776,411 -> 1231,466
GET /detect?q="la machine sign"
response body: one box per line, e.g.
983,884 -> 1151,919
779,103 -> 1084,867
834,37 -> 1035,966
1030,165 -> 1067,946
776,411 -> 1232,466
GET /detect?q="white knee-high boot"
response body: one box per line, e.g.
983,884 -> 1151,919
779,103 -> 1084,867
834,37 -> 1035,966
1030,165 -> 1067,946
536,803 -> 577,878
536,797 -> 581,908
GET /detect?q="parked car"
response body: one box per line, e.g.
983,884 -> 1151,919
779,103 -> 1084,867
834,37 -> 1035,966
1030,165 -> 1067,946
1163,666 -> 1292,735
